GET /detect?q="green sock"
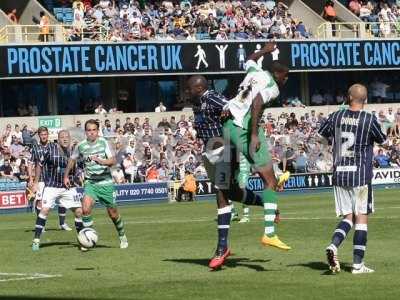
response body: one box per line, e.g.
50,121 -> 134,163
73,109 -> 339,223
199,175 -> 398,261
82,215 -> 93,228
113,216 -> 126,237
262,189 -> 277,237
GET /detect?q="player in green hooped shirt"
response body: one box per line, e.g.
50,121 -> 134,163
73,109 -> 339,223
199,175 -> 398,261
64,119 -> 128,250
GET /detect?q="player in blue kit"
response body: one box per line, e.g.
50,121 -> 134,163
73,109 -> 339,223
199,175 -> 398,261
319,84 -> 387,274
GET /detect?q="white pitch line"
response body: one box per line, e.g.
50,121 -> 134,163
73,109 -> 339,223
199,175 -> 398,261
0,273 -> 62,283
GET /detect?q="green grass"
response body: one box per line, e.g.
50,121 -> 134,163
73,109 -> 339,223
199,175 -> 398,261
1,189 -> 400,300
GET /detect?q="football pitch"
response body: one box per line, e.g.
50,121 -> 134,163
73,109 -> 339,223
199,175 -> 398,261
1,189 -> 400,300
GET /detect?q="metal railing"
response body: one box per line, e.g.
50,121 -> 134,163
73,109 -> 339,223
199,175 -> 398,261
317,21 -> 400,39
0,25 -> 110,44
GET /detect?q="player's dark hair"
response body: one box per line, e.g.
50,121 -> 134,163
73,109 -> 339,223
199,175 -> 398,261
37,126 -> 48,134
85,119 -> 99,130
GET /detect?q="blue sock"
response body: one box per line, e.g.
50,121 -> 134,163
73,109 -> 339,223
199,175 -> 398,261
217,206 -> 231,250
331,219 -> 353,248
34,213 -> 47,239
58,206 -> 67,226
74,218 -> 84,233
353,224 -> 368,266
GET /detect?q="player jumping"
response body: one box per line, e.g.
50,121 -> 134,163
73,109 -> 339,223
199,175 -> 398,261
224,42 -> 291,250
64,119 -> 128,250
318,84 -> 386,274
188,74 -> 287,270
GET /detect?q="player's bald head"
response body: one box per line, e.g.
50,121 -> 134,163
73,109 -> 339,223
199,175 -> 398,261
187,75 -> 208,99
348,84 -> 367,105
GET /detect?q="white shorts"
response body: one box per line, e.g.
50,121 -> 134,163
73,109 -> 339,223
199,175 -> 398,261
35,182 -> 45,201
42,187 -> 82,209
333,184 -> 374,217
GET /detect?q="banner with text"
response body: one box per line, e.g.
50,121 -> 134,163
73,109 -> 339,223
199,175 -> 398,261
0,191 -> 27,209
2,40 -> 400,78
76,182 -> 168,203
196,168 -> 400,196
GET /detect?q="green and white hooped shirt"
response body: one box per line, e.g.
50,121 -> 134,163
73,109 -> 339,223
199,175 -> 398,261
71,137 -> 114,185
228,60 -> 280,129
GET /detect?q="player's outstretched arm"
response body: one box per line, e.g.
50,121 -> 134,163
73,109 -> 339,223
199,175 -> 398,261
247,42 -> 276,63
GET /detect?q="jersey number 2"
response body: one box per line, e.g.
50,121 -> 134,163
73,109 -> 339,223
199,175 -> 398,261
340,132 -> 355,158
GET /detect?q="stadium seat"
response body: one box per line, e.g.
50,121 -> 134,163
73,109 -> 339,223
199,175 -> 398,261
63,8 -> 74,24
53,8 -> 64,22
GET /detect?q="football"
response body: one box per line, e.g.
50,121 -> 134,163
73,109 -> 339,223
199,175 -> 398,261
77,228 -> 98,248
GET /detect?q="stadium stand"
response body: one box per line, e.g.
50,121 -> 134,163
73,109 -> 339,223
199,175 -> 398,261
36,0 -> 311,41
2,104 -> 400,184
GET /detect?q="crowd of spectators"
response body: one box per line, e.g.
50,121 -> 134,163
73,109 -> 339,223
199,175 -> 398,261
346,0 -> 400,37
2,106 -> 400,185
39,0 -> 310,41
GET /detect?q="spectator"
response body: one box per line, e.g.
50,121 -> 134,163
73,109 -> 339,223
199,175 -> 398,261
369,77 -> 390,103
102,119 -> 114,137
281,146 -> 296,173
7,9 -> 18,24
294,148 -> 308,173
155,101 -> 167,112
123,153 -> 138,183
39,11 -> 50,42
94,104 -> 107,114
146,162 -> 159,182
311,90 -> 325,105
322,1 -> 337,36
21,125 -> 36,147
18,162 -> 29,182
157,117 -> 171,129
125,139 -> 136,156
9,137 -> 24,159
0,160 -> 14,179
349,0 -> 361,16
158,160 -> 170,181
374,149 -> 391,168
387,107 -> 395,123
176,170 -> 196,202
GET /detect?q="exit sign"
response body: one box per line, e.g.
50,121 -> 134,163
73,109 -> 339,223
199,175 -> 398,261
38,117 -> 62,129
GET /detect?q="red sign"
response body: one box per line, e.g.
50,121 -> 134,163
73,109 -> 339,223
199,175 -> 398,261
0,191 -> 27,209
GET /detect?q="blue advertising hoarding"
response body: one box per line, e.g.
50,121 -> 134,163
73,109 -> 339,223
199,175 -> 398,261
2,40 -> 400,79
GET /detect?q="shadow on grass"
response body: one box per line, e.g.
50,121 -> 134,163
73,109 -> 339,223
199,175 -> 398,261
36,242 -> 112,250
164,257 -> 273,272
287,261 -> 353,275
0,297 -> 99,300
24,228 -> 60,233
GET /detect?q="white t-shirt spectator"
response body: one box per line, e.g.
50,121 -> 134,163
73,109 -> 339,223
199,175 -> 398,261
370,80 -> 389,98
95,106 -> 107,114
387,110 -> 395,123
155,103 -> 167,112
311,93 -> 324,105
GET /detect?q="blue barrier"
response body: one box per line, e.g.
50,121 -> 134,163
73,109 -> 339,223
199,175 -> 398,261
0,182 -> 169,213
